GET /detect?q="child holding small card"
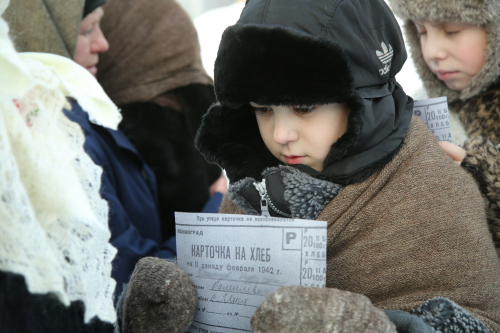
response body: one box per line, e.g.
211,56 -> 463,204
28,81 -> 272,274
117,0 -> 500,332
192,0 -> 500,332
388,0 -> 500,251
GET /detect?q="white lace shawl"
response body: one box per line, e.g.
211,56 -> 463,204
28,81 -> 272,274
0,14 -> 120,324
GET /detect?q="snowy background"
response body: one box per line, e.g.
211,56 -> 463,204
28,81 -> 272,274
178,0 -> 423,98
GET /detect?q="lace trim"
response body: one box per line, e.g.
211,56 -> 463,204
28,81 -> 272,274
0,18 -> 117,324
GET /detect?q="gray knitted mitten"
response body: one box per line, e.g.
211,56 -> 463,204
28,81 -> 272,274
118,257 -> 197,333
251,286 -> 397,333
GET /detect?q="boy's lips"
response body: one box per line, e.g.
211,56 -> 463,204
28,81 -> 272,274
435,70 -> 459,81
285,155 -> 305,164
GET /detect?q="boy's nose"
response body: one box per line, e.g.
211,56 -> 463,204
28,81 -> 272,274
273,108 -> 299,145
422,34 -> 447,63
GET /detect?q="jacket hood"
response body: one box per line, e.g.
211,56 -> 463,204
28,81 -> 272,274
2,0 -> 84,58
388,0 -> 500,103
196,0 -> 413,185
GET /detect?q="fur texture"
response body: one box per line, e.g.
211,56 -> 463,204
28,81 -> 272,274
196,103 -> 279,182
214,25 -> 353,108
388,0 -> 500,103
457,80 -> 500,144
462,136 -> 500,255
447,80 -> 500,256
412,297 -> 488,333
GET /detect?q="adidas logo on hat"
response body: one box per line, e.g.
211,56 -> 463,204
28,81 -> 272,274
376,42 -> 393,75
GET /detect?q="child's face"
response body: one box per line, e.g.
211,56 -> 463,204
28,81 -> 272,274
251,102 -> 350,172
413,20 -> 488,92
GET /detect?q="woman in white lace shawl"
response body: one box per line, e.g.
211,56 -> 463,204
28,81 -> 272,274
0,1 -> 120,331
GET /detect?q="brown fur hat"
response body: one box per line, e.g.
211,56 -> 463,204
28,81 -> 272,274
388,0 -> 500,103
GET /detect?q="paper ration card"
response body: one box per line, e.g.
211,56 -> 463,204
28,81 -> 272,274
413,96 -> 451,142
176,212 -> 327,333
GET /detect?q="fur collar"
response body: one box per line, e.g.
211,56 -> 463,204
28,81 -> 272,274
228,166 -> 343,220
455,79 -> 500,145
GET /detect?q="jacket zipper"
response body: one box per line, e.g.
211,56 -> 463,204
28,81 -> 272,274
253,179 -> 271,217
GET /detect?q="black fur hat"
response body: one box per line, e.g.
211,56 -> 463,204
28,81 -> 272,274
196,0 -> 414,185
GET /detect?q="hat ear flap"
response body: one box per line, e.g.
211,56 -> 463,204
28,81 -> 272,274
195,103 -> 281,182
323,94 -> 364,166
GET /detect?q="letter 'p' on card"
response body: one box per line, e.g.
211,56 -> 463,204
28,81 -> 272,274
283,228 -> 302,250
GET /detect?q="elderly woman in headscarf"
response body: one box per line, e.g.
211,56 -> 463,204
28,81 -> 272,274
3,0 -> 180,318
96,0 -> 226,242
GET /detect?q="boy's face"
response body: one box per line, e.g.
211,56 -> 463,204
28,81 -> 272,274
413,20 -> 488,92
251,102 -> 350,172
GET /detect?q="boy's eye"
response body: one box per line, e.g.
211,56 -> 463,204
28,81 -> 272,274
443,22 -> 466,35
416,30 -> 426,37
293,106 -> 318,114
412,21 -> 426,37
254,107 -> 273,115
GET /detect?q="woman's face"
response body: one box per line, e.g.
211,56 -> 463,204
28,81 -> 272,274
74,7 -> 109,76
413,20 -> 488,92
252,102 -> 350,172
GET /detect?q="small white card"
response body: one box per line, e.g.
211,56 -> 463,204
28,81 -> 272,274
413,96 -> 452,142
175,212 -> 327,333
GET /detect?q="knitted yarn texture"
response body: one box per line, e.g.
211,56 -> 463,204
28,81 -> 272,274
117,257 -> 197,333
228,166 -> 343,220
251,286 -> 396,333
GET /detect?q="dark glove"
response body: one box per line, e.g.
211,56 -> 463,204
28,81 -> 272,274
251,285 -> 396,333
384,310 -> 433,333
116,257 -> 196,333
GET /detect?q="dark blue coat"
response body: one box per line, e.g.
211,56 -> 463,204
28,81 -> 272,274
64,102 -> 176,300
